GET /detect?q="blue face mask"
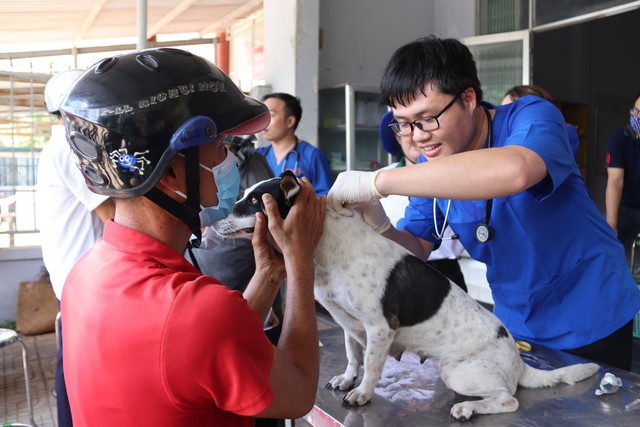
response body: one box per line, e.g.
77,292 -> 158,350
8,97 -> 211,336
630,115 -> 640,134
199,149 -> 241,227
176,149 -> 240,227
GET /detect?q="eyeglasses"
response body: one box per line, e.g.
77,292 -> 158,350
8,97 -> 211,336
389,94 -> 460,136
630,106 -> 640,116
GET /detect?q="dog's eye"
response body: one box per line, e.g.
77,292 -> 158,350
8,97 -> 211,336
250,196 -> 259,205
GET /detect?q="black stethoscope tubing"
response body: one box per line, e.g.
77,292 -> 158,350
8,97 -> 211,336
433,107 -> 495,244
475,107 -> 494,243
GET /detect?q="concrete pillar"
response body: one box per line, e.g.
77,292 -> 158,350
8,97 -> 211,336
263,0 -> 319,146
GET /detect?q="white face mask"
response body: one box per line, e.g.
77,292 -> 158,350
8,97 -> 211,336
174,149 -> 241,226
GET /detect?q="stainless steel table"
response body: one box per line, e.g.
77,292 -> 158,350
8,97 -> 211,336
304,327 -> 640,426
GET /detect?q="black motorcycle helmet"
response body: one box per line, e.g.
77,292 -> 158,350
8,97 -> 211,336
60,47 -> 269,197
59,48 -> 269,248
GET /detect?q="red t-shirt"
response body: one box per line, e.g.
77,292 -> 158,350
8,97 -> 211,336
62,220 -> 274,426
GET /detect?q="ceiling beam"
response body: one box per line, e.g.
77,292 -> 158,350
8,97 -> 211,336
200,0 -> 263,36
148,0 -> 199,40
74,0 -> 109,44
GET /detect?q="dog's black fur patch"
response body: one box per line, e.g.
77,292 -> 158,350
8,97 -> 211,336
496,326 -> 509,339
233,172 -> 297,220
382,255 -> 451,329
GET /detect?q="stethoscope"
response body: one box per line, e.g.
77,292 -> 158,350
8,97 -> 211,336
433,107 -> 495,244
266,141 -> 300,174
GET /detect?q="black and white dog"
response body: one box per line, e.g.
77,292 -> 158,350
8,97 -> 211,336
213,171 -> 599,421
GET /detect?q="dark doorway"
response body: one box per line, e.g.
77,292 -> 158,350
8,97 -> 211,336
533,8 -> 640,212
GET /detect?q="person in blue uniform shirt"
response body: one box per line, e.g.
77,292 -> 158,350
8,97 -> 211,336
327,35 -> 640,371
501,84 -> 580,162
258,92 -> 333,195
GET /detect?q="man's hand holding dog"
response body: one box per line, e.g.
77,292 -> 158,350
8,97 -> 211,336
251,210 -> 287,307
265,177 -> 325,273
255,177 -> 326,419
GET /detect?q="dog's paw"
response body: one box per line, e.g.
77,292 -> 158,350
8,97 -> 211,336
342,386 -> 373,407
326,374 -> 356,391
450,403 -> 474,422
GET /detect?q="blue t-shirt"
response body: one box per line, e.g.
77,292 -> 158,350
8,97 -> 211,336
398,96 -> 640,350
257,140 -> 333,195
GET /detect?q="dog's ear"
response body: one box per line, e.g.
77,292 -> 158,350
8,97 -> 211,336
279,170 -> 301,205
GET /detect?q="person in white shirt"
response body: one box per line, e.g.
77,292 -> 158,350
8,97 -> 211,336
37,69 -> 115,427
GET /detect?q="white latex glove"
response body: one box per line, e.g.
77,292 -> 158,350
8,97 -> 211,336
327,170 -> 384,215
354,200 -> 391,234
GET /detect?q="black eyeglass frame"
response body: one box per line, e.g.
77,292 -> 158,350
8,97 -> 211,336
389,93 -> 462,136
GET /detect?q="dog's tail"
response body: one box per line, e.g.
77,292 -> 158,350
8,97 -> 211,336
518,362 -> 599,388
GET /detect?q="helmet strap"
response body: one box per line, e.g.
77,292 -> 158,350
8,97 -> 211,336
144,188 -> 202,241
143,145 -> 203,248
144,187 -> 202,271
183,146 -> 203,249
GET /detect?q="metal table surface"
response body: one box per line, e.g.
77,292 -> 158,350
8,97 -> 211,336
304,327 -> 640,427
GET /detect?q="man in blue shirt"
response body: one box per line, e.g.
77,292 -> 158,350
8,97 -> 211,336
258,92 -> 333,195
327,36 -> 640,371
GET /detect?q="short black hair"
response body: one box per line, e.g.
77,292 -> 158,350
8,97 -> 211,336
380,35 -> 483,108
262,92 -> 302,131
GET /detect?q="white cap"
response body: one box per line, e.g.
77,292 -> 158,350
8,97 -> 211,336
44,69 -> 84,113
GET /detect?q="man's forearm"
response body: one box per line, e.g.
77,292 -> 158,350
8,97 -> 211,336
605,184 -> 623,230
383,226 -> 434,262
243,269 -> 282,323
277,261 -> 319,381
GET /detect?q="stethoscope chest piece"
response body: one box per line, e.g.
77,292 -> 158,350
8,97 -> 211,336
475,107 -> 495,244
475,223 -> 494,243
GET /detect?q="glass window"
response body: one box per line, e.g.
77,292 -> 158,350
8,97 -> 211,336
536,0 -> 634,26
478,0 -> 637,32
478,0 -> 529,34
467,39 -> 526,105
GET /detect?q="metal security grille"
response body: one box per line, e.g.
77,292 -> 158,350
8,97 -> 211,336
0,153 -> 39,188
0,70 -> 49,248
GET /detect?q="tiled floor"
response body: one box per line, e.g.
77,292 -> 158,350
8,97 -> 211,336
1,331 -> 57,427
2,321 -> 639,427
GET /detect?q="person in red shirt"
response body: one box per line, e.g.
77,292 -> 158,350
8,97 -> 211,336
59,48 -> 325,426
